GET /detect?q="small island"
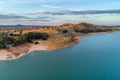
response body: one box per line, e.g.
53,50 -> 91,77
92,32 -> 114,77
0,22 -> 119,60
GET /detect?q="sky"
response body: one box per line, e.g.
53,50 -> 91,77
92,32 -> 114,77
0,0 -> 120,25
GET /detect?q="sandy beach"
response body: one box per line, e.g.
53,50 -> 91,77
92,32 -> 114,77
0,50 -> 15,60
0,41 -> 48,60
28,41 -> 48,53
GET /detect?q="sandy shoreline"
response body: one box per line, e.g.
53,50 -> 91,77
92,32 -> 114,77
0,50 -> 15,60
0,39 -> 80,61
0,41 -> 49,61
0,31 -> 116,61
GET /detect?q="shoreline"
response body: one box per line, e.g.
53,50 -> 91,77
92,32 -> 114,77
0,31 -> 117,61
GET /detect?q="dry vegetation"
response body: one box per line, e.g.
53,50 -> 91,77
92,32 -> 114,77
0,22 -> 119,60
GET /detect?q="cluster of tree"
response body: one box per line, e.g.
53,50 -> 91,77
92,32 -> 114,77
13,36 -> 26,46
24,32 -> 49,42
74,28 -> 113,34
0,32 -> 49,48
57,29 -> 68,34
0,36 -> 15,48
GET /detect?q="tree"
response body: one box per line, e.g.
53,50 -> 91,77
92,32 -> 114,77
69,34 -> 75,41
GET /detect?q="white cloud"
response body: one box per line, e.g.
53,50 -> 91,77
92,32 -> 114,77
41,4 -> 80,11
41,4 -> 61,9
31,11 -> 46,15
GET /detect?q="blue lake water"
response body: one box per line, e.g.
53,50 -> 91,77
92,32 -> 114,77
0,32 -> 120,80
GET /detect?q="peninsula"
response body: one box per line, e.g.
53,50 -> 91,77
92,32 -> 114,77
0,22 -> 119,60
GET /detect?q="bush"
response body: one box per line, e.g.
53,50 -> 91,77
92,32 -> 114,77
35,42 -> 39,45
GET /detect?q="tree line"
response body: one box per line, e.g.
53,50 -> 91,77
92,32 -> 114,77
0,32 -> 49,49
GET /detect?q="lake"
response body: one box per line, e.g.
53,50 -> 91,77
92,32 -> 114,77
0,32 -> 120,80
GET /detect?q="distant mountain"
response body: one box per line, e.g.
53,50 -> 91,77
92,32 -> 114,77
0,25 -> 50,29
114,25 -> 120,27
0,22 -> 118,29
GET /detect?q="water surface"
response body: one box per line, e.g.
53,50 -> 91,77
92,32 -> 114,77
0,32 -> 120,80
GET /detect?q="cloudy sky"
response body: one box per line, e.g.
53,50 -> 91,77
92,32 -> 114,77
0,0 -> 120,25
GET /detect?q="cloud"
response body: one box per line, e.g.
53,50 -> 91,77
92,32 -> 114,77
0,13 -> 56,22
41,4 -> 78,10
28,19 -> 50,22
30,9 -> 120,15
41,4 -> 61,9
14,19 -> 50,22
30,11 -> 46,15
0,14 -> 28,19
30,16 -> 56,21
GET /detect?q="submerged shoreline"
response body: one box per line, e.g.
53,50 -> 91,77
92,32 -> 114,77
0,31 -> 116,61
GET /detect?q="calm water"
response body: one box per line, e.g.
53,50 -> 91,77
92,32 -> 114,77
0,32 -> 120,80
